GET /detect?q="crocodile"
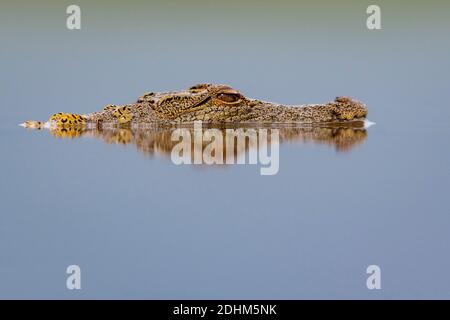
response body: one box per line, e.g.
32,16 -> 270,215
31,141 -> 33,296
21,83 -> 368,129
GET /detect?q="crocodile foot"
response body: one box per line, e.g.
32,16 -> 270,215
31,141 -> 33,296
49,113 -> 87,127
112,106 -> 133,125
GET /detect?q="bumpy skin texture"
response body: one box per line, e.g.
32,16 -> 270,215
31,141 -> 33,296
22,84 -> 368,128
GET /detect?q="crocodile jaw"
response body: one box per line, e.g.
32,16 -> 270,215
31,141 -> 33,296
239,96 -> 368,124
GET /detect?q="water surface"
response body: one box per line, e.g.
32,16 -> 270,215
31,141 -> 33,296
1,0 -> 450,299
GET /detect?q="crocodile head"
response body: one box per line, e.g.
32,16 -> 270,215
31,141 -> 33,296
138,84 -> 368,124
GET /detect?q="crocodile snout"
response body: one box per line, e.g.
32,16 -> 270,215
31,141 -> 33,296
332,97 -> 368,121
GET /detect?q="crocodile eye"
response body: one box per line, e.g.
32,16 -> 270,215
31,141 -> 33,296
217,93 -> 240,103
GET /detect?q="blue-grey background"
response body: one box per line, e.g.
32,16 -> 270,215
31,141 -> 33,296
1,0 -> 449,299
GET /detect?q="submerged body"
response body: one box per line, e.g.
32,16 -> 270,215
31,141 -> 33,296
22,84 -> 368,129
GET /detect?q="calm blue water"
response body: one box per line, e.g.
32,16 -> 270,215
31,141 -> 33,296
1,1 -> 449,299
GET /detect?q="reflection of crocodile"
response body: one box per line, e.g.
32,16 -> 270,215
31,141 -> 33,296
21,84 -> 368,129
44,123 -> 367,156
